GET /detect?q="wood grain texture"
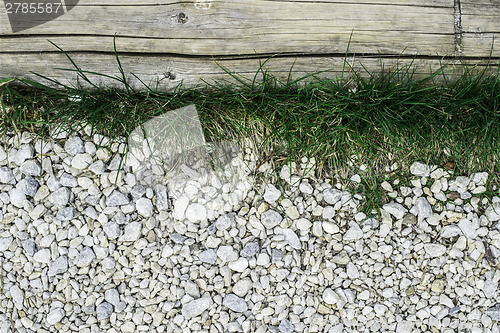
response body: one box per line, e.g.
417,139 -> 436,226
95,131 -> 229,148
2,53 -> 498,91
0,0 -> 455,55
0,0 -> 498,91
460,0 -> 500,57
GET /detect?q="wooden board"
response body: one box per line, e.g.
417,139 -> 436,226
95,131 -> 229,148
460,0 -> 500,57
0,0 -> 455,54
2,53 -> 498,91
0,0 -> 498,91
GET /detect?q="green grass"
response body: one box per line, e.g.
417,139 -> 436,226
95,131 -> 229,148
0,41 -> 499,219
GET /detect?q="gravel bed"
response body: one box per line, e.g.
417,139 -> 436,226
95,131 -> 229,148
0,125 -> 499,333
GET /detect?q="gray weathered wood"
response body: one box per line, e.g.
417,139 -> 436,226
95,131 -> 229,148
0,0 -> 498,91
461,0 -> 500,57
2,53 -> 497,91
0,0 -> 455,54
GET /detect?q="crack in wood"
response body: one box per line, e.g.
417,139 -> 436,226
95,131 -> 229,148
1,50 -> 499,62
454,0 -> 463,56
269,1 -> 452,9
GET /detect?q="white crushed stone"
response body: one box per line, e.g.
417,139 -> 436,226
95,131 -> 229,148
0,128 -> 499,332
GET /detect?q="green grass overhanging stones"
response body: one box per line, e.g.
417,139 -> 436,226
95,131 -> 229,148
0,47 -> 499,218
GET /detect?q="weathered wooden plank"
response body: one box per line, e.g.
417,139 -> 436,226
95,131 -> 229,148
2,0 -> 498,92
460,0 -> 500,57
0,0 -> 455,55
2,53 -> 497,92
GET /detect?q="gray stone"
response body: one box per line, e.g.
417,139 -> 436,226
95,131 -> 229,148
240,242 -> 259,257
261,209 -> 283,229
217,245 -> 238,262
131,185 -> 146,200
455,176 -> 470,190
56,207 -> 75,221
89,160 -> 106,174
33,248 -> 51,264
402,214 -> 417,225
84,207 -> 98,219
471,172 -> 488,186
271,248 -> 284,262
136,198 -> 153,217
275,227 -> 301,249
323,288 -> 344,308
161,245 -> 173,258
182,297 -> 213,319
101,257 -> 116,270
280,164 -> 292,180
0,166 -> 14,184
17,176 -> 39,196
484,280 -> 498,298
106,190 -> 129,206
185,203 -> 207,222
0,145 -> 6,161
104,222 -> 120,240
0,236 -> 13,252
215,213 -> 234,231
104,289 -> 121,307
153,184 -> 169,210
343,223 -> 364,241
424,243 -> 447,257
382,203 -> 408,220
170,233 -> 187,244
233,279 -> 253,297
278,319 -> 294,333
485,304 -> 500,320
329,324 -> 344,333
85,195 -> 99,206
64,136 -> 85,155
21,239 -> 36,256
113,211 -> 127,225
299,182 -> 314,195
81,304 -> 95,315
331,250 -> 350,265
485,202 -> 500,222
396,321 -> 414,333
14,145 -> 33,165
458,219 -> 477,239
323,188 -> 343,205
346,262 -> 360,279
263,184 -> 281,203
173,196 -> 190,220
490,244 -> 500,259
75,246 -> 96,267
185,281 -> 201,298
59,173 -> 78,187
460,191 -> 472,199
9,188 -> 26,208
439,225 -> 462,238
410,162 -> 430,177
107,155 -> 123,171
20,160 -> 41,176
415,197 -> 432,220
96,302 -> 114,320
48,256 -> 68,277
198,249 -> 217,264
46,308 -> 65,325
71,153 -> 93,170
51,125 -> 70,139
48,187 -> 71,207
223,294 -> 248,313
10,285 -> 23,310
119,222 -> 141,242
47,175 -> 61,191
